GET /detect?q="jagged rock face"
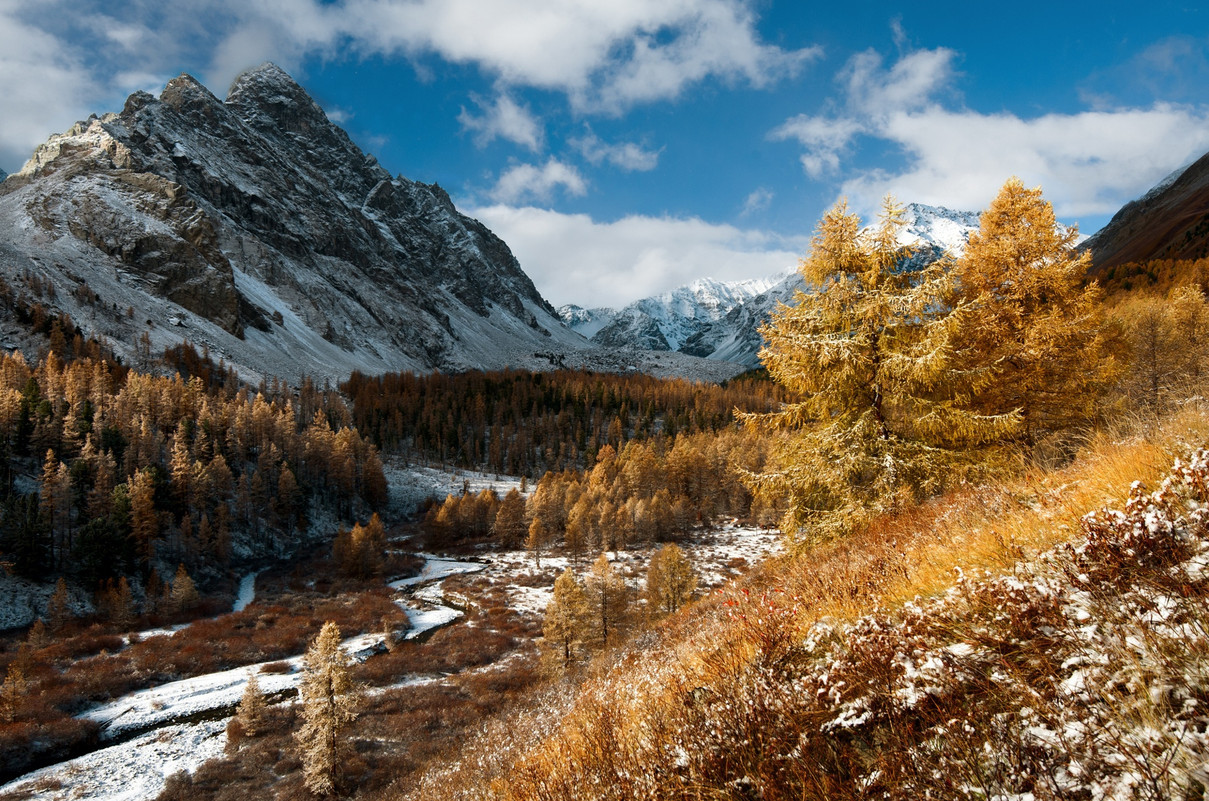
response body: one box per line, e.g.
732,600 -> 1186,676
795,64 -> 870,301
0,64 -> 580,382
572,203 -> 982,368
1084,151 -> 1209,273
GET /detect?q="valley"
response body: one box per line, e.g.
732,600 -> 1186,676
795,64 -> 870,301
0,462 -> 783,801
0,48 -> 1208,801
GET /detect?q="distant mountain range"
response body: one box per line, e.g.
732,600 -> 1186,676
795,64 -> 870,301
562,203 -> 983,367
1,61 -> 1202,385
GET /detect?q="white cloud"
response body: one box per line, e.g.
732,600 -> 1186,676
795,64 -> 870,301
469,204 -> 804,308
775,45 -> 1209,222
770,115 -> 863,177
0,2 -> 99,169
490,159 -> 588,204
458,93 -> 544,151
0,1 -> 816,169
572,131 -> 660,171
842,104 -> 1209,219
322,0 -> 819,113
740,187 -> 773,216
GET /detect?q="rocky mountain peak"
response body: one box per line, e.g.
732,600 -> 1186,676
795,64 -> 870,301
226,62 -> 334,139
0,65 -> 631,383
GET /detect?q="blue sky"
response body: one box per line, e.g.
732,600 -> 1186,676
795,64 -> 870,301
1,1 -> 1207,307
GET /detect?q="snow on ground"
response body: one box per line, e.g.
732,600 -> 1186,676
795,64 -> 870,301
401,606 -> 463,639
125,623 -> 189,643
382,460 -> 530,518
473,524 -> 784,617
76,553 -> 483,740
388,555 -> 486,589
389,554 -> 485,638
0,572 -> 91,630
0,720 -> 227,801
231,570 -> 261,613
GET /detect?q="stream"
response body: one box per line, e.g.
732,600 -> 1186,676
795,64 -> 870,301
0,555 -> 485,801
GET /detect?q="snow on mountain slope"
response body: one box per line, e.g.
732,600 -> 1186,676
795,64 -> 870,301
573,203 -> 982,368
560,274 -> 787,354
0,64 -> 744,385
1083,146 -> 1209,274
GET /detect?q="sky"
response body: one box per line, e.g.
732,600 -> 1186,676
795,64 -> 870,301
1,1 -> 1208,309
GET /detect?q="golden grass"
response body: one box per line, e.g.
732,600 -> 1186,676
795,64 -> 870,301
760,406 -> 1209,629
415,406 -> 1209,801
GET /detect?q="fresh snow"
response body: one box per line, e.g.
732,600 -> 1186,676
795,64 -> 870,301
231,570 -> 261,613
0,720 -> 228,801
383,462 -> 530,518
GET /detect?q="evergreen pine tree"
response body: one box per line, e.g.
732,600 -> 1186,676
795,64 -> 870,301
296,621 -> 359,797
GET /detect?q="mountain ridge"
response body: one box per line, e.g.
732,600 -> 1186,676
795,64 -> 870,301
566,202 -> 982,367
1083,150 -> 1209,272
0,64 -> 744,385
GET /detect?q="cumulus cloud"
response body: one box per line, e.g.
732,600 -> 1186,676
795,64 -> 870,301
0,2 -> 100,169
572,130 -> 660,171
458,93 -> 544,151
469,204 -> 804,308
199,0 -> 817,113
774,44 -> 1209,220
320,0 -> 819,113
490,159 -> 588,204
0,0 -> 815,168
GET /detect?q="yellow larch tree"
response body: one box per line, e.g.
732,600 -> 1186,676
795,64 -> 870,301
950,177 -> 1110,450
296,621 -> 359,796
743,196 -> 1013,540
542,567 -> 590,670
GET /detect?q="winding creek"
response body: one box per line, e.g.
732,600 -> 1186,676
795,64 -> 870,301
0,555 -> 485,801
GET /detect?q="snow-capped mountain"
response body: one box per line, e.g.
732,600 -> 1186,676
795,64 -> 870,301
559,274 -> 784,352
568,203 -> 983,368
0,64 -> 744,385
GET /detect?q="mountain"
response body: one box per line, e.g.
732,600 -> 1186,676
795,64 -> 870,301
1084,152 -> 1209,273
574,203 -> 982,368
559,275 -> 784,352
0,64 -> 739,384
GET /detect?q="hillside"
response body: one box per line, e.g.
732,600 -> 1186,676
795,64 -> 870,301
1085,150 -> 1209,274
401,410 -> 1209,801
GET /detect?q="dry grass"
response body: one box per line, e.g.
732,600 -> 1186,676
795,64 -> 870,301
403,408 -> 1209,801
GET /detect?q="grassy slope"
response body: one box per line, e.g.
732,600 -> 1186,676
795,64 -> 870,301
403,408 -> 1209,800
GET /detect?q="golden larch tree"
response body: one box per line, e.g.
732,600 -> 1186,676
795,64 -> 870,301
743,197 -> 1012,540
296,621 -> 359,796
951,177 -> 1110,450
542,567 -> 590,669
644,543 -> 698,617
583,553 -> 629,646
